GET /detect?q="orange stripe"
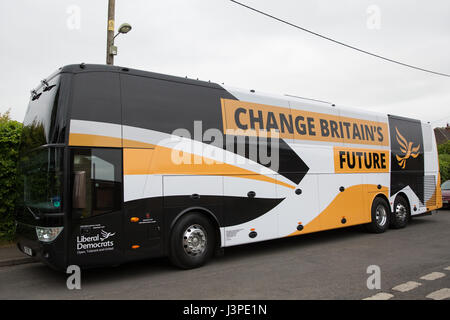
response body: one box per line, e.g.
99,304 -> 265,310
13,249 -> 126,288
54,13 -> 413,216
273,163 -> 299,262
333,147 -> 389,173
427,172 -> 443,210
123,147 -> 296,190
69,133 -> 122,147
69,133 -> 156,149
221,98 -> 389,146
123,148 -> 154,175
70,133 -> 296,189
287,184 -> 388,236
123,139 -> 155,148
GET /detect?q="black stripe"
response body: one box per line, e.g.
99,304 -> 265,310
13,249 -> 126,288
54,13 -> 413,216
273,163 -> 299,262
126,195 -> 284,228
388,115 -> 424,203
223,196 -> 284,227
224,135 -> 309,185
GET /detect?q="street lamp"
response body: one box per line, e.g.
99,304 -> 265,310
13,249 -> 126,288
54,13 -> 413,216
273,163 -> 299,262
107,22 -> 133,65
117,23 -> 132,34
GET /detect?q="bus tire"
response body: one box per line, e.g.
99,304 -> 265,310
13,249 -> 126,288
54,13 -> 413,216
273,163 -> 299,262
390,195 -> 410,229
365,197 -> 390,233
168,212 -> 216,269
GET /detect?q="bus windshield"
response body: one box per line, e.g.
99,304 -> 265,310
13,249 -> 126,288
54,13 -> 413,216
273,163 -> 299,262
16,72 -> 66,219
20,73 -> 61,152
18,147 -> 64,215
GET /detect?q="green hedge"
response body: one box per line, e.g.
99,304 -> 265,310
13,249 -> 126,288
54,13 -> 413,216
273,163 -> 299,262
0,111 -> 22,241
438,140 -> 450,183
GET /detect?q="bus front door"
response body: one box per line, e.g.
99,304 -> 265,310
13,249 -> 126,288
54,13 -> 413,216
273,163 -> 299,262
69,148 -> 124,267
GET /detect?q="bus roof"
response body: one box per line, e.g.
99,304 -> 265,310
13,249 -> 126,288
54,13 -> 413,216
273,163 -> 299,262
59,63 -> 417,123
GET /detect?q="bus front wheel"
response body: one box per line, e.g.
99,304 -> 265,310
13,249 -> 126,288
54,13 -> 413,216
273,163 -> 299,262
168,212 -> 216,269
365,197 -> 390,233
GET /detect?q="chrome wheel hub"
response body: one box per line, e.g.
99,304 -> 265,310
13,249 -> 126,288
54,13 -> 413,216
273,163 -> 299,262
182,224 -> 207,256
395,203 -> 407,221
375,204 -> 387,227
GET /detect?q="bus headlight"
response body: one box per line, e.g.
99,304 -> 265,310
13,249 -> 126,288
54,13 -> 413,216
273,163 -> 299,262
36,227 -> 64,242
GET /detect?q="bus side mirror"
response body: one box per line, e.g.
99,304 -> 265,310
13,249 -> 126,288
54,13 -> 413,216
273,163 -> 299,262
73,171 -> 86,209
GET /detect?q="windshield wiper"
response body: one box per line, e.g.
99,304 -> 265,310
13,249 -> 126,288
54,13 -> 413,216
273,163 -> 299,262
30,90 -> 41,101
26,206 -> 41,220
30,79 -> 55,100
41,79 -> 55,92
43,85 -> 56,92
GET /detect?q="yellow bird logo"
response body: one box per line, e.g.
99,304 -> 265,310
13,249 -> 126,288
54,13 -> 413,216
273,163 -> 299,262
395,127 -> 420,169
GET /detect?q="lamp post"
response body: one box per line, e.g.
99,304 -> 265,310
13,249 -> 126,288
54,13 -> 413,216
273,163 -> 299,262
106,0 -> 132,65
106,0 -> 115,65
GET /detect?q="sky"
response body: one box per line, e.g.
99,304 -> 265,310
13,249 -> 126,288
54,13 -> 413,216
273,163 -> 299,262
0,0 -> 449,127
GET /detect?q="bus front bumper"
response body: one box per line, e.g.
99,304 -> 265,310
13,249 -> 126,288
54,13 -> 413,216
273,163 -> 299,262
16,222 -> 67,271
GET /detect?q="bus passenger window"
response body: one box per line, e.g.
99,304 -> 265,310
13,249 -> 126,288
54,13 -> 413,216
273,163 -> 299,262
71,148 -> 122,219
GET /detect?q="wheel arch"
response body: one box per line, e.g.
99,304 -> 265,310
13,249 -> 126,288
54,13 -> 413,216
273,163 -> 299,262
169,206 -> 222,250
394,192 -> 411,214
373,193 -> 390,211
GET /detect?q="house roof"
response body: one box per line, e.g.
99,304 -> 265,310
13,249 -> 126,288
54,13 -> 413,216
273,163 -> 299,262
434,126 -> 450,145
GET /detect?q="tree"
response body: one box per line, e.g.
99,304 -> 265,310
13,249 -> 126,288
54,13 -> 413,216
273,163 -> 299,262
0,109 -> 23,241
438,140 -> 450,183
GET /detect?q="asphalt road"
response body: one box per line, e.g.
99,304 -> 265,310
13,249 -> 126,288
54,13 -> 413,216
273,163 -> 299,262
1,210 -> 449,300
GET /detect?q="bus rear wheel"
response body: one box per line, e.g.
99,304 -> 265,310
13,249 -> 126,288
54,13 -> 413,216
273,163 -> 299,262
365,197 -> 390,233
390,195 -> 410,229
168,212 -> 216,269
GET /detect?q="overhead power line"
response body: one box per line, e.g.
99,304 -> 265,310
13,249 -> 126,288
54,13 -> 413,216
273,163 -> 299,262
230,0 -> 450,78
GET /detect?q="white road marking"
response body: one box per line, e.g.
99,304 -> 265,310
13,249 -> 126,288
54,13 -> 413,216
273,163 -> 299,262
392,281 -> 422,292
426,288 -> 450,300
444,266 -> 450,271
363,292 -> 394,300
420,272 -> 446,281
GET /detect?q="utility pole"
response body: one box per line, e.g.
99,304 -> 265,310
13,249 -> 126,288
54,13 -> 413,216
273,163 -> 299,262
106,0 -> 116,65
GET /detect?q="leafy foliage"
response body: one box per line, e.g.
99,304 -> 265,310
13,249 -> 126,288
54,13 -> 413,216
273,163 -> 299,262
438,140 -> 450,156
439,154 -> 450,183
0,110 -> 22,241
438,140 -> 450,183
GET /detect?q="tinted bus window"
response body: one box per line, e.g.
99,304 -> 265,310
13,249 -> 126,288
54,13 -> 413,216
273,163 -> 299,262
71,148 -> 122,219
70,72 -> 121,124
121,74 -> 227,136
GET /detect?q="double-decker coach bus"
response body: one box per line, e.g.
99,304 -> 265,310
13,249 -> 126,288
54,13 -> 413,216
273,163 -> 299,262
16,64 -> 442,270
